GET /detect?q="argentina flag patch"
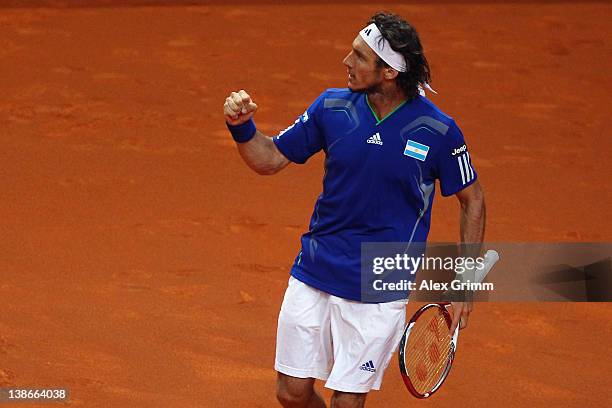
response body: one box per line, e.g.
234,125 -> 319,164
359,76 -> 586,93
403,139 -> 430,161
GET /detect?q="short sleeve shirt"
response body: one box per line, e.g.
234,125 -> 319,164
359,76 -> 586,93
273,89 -> 477,301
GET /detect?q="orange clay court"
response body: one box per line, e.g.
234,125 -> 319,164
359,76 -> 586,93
0,1 -> 610,407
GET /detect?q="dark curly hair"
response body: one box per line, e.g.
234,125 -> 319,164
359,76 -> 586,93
367,12 -> 431,99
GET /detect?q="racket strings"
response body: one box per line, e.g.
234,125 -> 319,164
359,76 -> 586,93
404,308 -> 453,394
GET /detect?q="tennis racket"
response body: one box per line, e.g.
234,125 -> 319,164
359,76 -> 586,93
398,249 -> 499,398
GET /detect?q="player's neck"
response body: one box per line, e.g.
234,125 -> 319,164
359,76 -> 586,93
366,83 -> 407,121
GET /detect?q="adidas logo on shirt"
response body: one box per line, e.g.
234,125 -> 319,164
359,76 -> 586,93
359,360 -> 376,373
366,132 -> 383,145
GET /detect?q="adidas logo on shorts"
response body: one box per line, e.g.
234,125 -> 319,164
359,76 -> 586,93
359,360 -> 376,373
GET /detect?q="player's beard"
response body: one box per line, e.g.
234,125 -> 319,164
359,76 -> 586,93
349,67 -> 385,94
349,76 -> 384,94
363,82 -> 384,95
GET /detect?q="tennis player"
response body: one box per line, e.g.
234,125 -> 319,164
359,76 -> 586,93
224,12 -> 485,408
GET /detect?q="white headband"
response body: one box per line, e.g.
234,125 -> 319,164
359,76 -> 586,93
359,23 -> 407,72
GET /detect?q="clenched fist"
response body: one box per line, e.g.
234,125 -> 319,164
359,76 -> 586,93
223,90 -> 258,126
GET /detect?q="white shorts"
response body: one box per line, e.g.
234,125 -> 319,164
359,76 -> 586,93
275,276 -> 407,393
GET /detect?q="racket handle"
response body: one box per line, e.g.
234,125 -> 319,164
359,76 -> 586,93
451,323 -> 460,351
475,250 -> 499,283
485,249 -> 500,264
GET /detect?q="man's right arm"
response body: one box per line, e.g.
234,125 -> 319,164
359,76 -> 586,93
223,89 -> 290,175
236,130 -> 290,175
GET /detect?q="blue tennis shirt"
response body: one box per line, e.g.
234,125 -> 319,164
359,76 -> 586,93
273,88 -> 477,301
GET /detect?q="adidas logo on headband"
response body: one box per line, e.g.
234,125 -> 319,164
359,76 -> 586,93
359,23 -> 407,72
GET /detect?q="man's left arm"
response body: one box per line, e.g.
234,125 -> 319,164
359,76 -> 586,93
458,180 -> 486,243
449,180 -> 486,333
